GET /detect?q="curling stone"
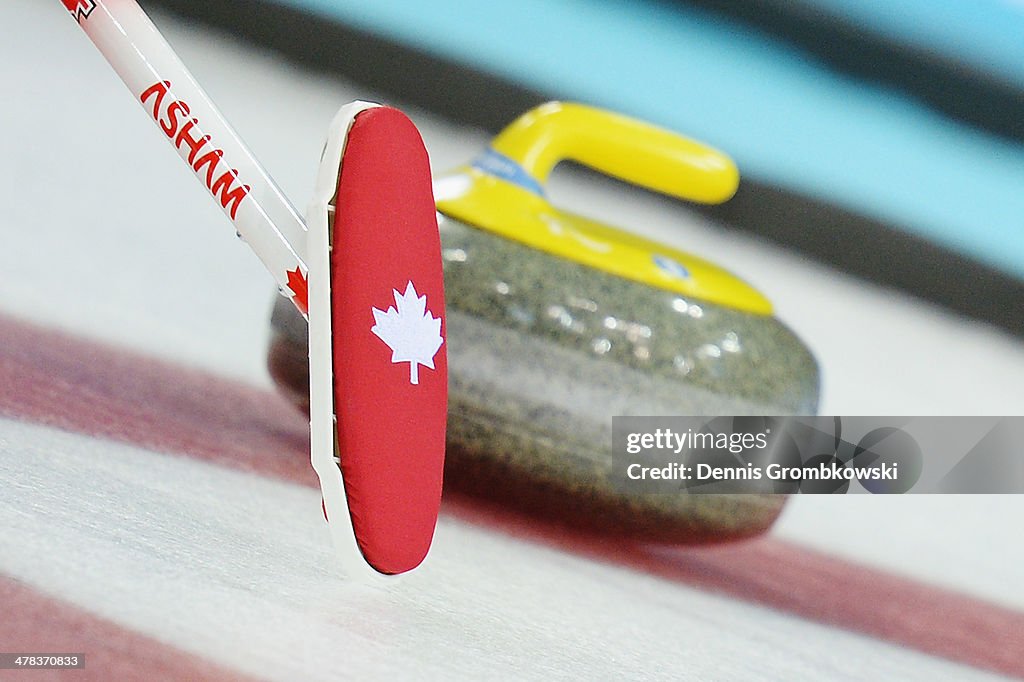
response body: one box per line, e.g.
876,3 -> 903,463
269,102 -> 819,543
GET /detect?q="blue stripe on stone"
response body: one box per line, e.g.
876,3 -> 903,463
471,148 -> 546,197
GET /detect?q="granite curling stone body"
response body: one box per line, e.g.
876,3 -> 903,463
268,102 -> 819,542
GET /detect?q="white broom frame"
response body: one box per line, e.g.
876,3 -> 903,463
62,0 -> 385,581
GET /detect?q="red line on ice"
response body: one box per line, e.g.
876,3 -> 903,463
0,575 -> 256,681
1,314 -> 1021,679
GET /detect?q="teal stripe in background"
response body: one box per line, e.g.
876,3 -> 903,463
803,0 -> 1024,88
269,0 -> 1024,279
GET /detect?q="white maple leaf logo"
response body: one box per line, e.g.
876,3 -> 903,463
370,281 -> 444,385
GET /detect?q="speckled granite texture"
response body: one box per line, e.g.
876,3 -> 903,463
269,214 -> 819,541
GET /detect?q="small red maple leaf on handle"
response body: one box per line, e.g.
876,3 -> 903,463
371,281 -> 444,385
285,266 -> 308,315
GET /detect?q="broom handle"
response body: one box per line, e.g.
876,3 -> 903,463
60,0 -> 311,313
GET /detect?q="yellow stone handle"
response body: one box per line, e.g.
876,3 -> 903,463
489,101 -> 739,204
